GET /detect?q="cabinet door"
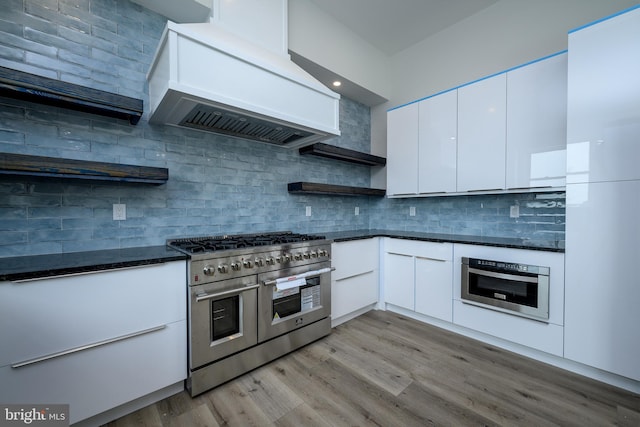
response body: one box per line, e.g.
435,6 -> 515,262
506,53 -> 567,189
418,90 -> 457,194
384,252 -> 414,310
414,257 -> 453,322
457,74 -> 507,192
567,8 -> 640,184
565,181 -> 640,381
331,239 -> 379,324
387,103 -> 419,195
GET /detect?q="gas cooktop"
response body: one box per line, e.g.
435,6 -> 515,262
167,231 -> 327,255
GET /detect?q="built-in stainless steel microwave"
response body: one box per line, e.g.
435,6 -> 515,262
461,257 -> 550,322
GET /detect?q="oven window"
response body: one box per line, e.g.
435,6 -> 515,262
272,277 -> 321,319
470,274 -> 538,307
211,296 -> 240,341
273,292 -> 301,319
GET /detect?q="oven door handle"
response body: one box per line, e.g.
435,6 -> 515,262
467,267 -> 539,283
263,267 -> 335,287
195,284 -> 260,302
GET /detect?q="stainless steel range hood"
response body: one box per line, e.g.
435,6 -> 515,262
146,0 -> 340,148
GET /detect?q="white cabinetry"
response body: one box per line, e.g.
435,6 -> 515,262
457,74 -> 507,192
384,238 -> 453,322
386,102 -> 419,195
331,239 -> 379,327
418,90 -> 457,194
565,6 -> 640,381
0,261 -> 187,425
506,52 -> 568,189
386,53 -> 567,197
452,244 -> 565,356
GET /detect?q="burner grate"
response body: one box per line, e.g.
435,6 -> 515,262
167,232 -> 326,254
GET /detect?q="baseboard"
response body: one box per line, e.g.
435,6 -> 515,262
72,382 -> 184,426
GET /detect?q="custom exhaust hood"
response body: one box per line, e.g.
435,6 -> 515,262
146,0 -> 341,148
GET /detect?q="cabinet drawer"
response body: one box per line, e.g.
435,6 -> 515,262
332,271 -> 378,320
0,320 -> 187,425
332,239 -> 378,280
384,238 -> 452,261
453,301 -> 563,356
0,261 -> 186,368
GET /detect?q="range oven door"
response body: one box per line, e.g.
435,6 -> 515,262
461,257 -> 550,321
258,261 -> 331,342
189,276 -> 259,369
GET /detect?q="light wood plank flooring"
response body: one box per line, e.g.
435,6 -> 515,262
105,310 -> 640,426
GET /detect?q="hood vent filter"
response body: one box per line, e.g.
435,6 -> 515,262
180,105 -> 313,145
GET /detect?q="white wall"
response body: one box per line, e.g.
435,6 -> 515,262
288,0 -> 391,101
370,0 -> 639,188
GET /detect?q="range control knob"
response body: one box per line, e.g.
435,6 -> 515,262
283,254 -> 292,262
265,257 -> 276,265
294,253 -> 303,261
218,264 -> 229,274
310,251 -> 318,258
318,250 -> 329,257
231,262 -> 241,271
255,257 -> 264,267
243,260 -> 254,268
203,265 -> 215,276
303,252 -> 311,259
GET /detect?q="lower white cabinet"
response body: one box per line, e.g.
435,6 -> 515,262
384,238 -> 453,322
415,256 -> 453,322
331,239 -> 379,326
452,244 -> 565,356
565,181 -> 640,381
0,261 -> 187,425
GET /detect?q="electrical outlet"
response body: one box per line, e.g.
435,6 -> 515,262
355,206 -> 359,216
305,206 -> 312,217
113,203 -> 126,221
510,205 -> 520,218
409,206 -> 416,217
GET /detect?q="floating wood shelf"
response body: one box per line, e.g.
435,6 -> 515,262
288,182 -> 385,197
299,143 -> 386,166
0,66 -> 143,124
0,153 -> 168,184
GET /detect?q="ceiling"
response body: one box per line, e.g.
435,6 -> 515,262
308,0 -> 499,56
296,0 -> 499,106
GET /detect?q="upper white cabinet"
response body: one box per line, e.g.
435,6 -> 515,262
387,102 -> 419,195
566,9 -> 640,184
457,73 -> 507,192
418,90 -> 458,194
386,53 -> 568,197
506,53 -> 568,189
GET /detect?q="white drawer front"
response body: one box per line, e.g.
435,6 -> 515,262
0,320 -> 186,424
0,261 -> 186,368
332,239 -> 378,280
385,238 -> 452,261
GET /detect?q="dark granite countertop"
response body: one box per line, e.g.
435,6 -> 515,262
0,246 -> 187,282
0,229 -> 562,282
323,229 -> 564,253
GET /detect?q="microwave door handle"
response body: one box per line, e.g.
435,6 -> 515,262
467,268 -> 539,284
195,284 -> 260,302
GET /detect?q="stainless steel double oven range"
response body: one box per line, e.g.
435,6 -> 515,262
168,232 -> 332,396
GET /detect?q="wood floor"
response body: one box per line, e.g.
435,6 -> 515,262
105,310 -> 640,426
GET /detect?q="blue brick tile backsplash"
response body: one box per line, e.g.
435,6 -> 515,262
0,0 -> 565,258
